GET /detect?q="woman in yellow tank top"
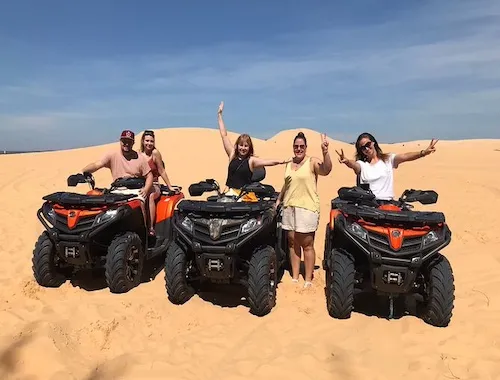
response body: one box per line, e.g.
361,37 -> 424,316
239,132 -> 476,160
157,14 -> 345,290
275,132 -> 332,288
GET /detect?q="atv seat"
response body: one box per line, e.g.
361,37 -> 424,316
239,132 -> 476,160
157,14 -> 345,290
43,191 -> 136,207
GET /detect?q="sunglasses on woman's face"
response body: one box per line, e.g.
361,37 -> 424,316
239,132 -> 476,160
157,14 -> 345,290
360,141 -> 372,151
293,144 -> 305,150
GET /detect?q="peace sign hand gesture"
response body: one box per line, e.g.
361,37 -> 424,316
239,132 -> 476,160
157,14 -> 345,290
218,101 -> 224,115
321,133 -> 329,153
335,148 -> 348,164
422,138 -> 438,156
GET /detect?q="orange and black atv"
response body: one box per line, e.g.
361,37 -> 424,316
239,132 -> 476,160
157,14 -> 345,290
33,172 -> 184,293
323,186 -> 454,327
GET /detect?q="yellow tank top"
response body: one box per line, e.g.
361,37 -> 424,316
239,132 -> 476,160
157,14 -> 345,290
283,157 -> 320,213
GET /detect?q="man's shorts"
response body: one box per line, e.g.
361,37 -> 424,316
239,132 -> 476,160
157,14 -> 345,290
111,188 -> 146,203
281,206 -> 319,233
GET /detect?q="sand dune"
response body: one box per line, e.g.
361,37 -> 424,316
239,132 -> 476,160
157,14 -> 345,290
1,127 -> 499,380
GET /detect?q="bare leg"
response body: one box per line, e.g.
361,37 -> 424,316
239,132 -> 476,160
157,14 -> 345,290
287,230 -> 301,281
148,192 -> 158,233
299,232 -> 316,283
140,202 -> 148,230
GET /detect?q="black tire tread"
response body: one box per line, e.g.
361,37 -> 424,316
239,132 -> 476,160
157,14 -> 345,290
423,255 -> 455,327
164,242 -> 193,304
32,232 -> 66,287
326,250 -> 355,319
247,245 -> 277,316
105,232 -> 143,293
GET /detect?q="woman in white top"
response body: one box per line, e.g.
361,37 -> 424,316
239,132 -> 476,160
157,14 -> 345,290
336,132 -> 438,200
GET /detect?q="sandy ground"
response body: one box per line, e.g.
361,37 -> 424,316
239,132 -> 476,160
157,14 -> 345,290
1,127 -> 499,380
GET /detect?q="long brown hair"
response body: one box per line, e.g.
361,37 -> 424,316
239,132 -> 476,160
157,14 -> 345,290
140,130 -> 155,153
235,134 -> 254,158
355,132 -> 390,162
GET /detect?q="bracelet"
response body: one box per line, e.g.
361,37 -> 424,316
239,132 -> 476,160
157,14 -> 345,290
420,150 -> 425,157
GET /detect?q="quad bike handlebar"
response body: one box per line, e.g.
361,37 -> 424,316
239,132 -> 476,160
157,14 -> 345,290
67,173 -> 182,196
68,172 -> 96,189
188,178 -> 277,202
337,186 -> 438,209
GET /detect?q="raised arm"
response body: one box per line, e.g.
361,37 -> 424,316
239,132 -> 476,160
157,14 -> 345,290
335,148 -> 361,175
250,156 -> 291,169
153,149 -> 173,188
313,133 -> 333,176
394,139 -> 438,166
217,101 -> 234,158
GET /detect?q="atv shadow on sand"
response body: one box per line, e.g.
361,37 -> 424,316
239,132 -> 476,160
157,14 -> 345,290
69,253 -> 167,292
163,168 -> 289,316
323,185 -> 455,327
33,172 -> 184,293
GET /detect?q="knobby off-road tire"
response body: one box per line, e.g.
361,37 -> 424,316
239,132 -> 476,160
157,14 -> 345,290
326,249 -> 355,319
105,232 -> 144,293
422,254 -> 455,327
32,232 -> 66,287
164,242 -> 194,304
247,245 -> 278,317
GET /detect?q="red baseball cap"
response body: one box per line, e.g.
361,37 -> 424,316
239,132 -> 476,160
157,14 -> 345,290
120,130 -> 135,140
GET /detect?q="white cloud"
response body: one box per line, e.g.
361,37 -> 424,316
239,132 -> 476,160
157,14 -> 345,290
1,0 -> 500,149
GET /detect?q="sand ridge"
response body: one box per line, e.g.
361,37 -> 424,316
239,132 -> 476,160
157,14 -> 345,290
1,127 -> 499,379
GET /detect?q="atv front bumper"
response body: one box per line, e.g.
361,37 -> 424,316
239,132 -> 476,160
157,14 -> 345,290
371,263 -> 418,293
194,252 -> 237,280
37,206 -> 122,267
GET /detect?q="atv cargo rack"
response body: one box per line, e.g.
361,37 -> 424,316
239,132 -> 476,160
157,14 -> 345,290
43,191 -> 136,207
332,200 -> 446,225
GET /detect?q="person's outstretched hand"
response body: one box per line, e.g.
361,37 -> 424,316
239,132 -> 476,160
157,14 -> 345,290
218,101 -> 224,115
422,138 -> 438,156
321,133 -> 329,153
335,148 -> 348,164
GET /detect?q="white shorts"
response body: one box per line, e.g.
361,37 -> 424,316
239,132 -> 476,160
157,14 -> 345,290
281,206 -> 319,233
111,188 -> 146,203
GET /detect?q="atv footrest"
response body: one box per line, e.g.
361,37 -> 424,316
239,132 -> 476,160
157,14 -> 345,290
371,264 -> 417,294
195,252 -> 235,280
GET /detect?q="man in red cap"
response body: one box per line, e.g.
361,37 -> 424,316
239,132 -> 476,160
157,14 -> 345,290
81,129 -> 153,219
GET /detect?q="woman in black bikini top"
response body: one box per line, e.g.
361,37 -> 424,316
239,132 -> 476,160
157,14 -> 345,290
217,101 -> 290,192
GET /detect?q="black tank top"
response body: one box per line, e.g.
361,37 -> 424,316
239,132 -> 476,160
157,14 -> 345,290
226,157 -> 252,189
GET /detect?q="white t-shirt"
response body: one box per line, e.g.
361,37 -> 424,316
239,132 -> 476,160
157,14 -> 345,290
357,153 -> 398,200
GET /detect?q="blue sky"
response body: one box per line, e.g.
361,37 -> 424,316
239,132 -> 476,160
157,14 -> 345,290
1,0 -> 499,151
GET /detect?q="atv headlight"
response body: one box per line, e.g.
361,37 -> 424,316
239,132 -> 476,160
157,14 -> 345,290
94,209 -> 118,225
346,222 -> 367,241
240,218 -> 261,234
423,230 -> 439,247
181,216 -> 193,232
42,203 -> 56,224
